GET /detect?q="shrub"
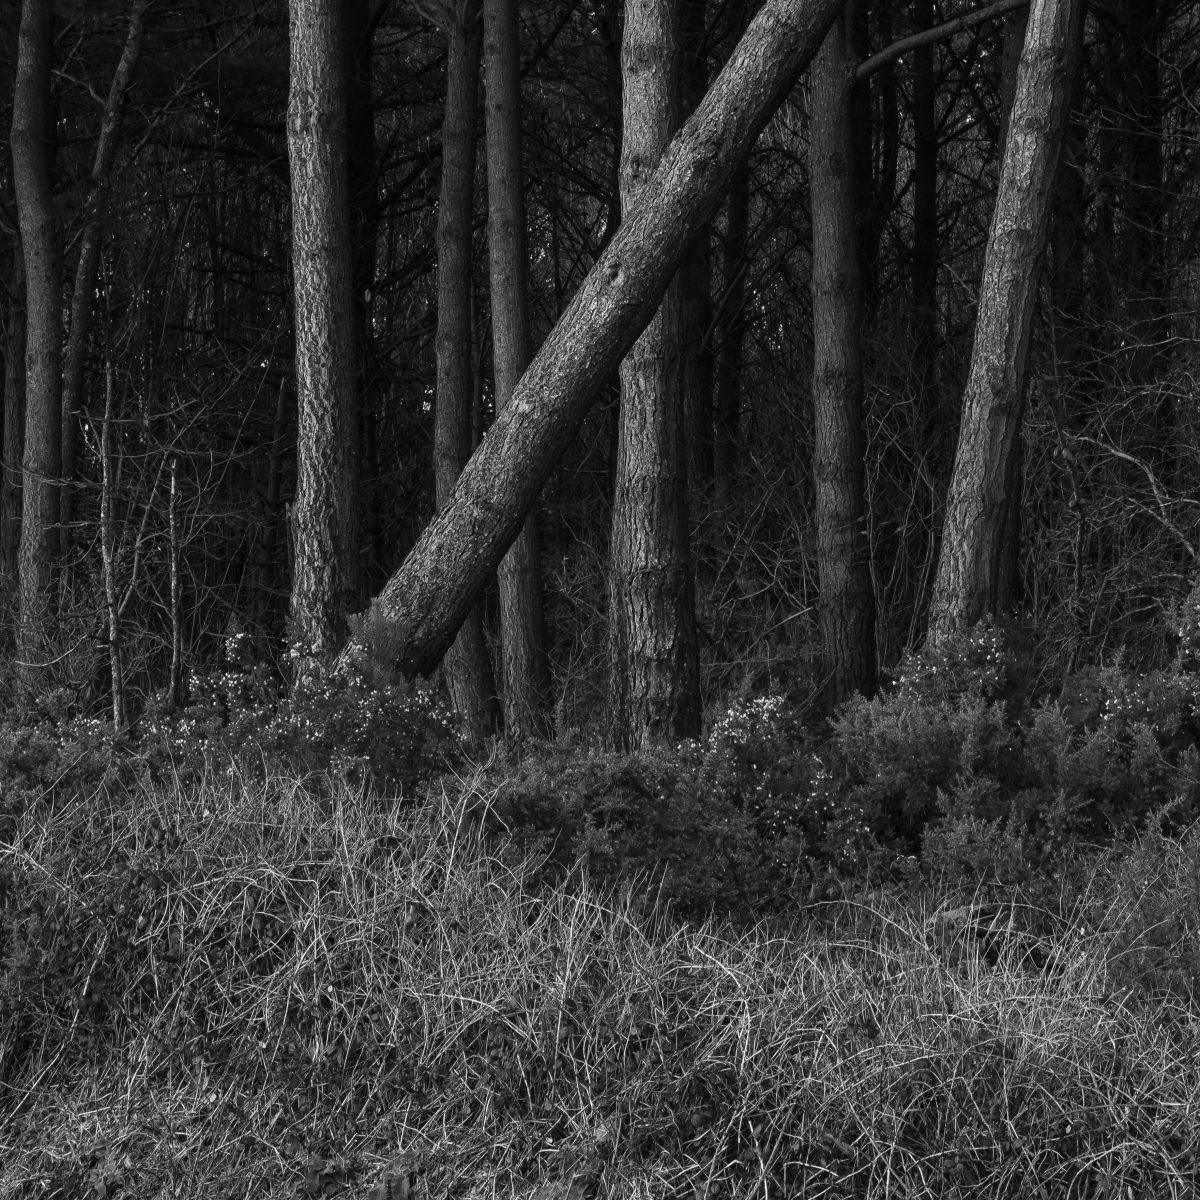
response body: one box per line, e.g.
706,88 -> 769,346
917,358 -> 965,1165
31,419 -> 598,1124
138,651 -> 462,794
485,696 -> 874,920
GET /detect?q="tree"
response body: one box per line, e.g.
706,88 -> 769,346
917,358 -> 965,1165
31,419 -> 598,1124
60,0 -> 150,548
482,0 -> 550,739
927,0 -> 1083,641
608,0 -> 701,750
347,0 -> 850,680
11,0 -> 61,675
286,0 -> 361,664
430,0 -> 500,741
809,5 -> 876,704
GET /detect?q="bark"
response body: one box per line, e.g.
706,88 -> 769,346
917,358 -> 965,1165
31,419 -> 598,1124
679,0 -> 715,489
713,162 -> 749,487
60,0 -> 149,548
347,0 -> 848,680
482,0 -> 550,739
1,253 -> 23,585
809,10 -> 876,704
927,0 -> 1082,641
434,2 -> 500,742
286,0 -> 361,665
608,0 -> 701,750
12,0 -> 61,674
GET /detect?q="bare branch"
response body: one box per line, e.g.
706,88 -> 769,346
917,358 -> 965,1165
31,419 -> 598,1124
856,0 -> 1029,82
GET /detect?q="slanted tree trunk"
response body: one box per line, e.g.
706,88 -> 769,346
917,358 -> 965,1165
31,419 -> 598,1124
809,8 -> 876,704
927,0 -> 1082,641
60,0 -> 148,550
286,0 -> 361,666
608,0 -> 701,750
482,0 -> 550,739
433,0 -> 500,741
347,0 -> 849,679
12,0 -> 61,676
1,252 -> 24,585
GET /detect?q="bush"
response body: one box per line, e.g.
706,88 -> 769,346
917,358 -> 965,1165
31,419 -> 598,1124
484,696 -> 874,920
830,621 -> 1200,889
832,623 -> 1021,842
139,652 -> 462,794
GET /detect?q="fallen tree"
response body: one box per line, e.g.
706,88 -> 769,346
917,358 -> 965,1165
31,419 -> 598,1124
350,0 -> 848,677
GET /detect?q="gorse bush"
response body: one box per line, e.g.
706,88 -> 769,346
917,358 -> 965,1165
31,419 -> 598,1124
486,695 -> 874,918
1,653 -> 461,840
829,620 -> 1200,888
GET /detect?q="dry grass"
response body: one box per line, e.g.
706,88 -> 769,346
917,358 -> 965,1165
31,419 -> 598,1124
1,763 -> 1199,1199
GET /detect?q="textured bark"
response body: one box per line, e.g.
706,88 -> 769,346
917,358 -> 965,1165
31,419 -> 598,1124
60,0 -> 148,548
713,162 -> 749,488
434,4 -> 500,742
608,0 -> 701,750
12,0 -> 61,674
482,0 -> 550,739
286,0 -> 361,664
679,0 -> 715,489
809,11 -> 876,704
1,253 -> 24,586
348,0 -> 848,680
927,0 -> 1082,641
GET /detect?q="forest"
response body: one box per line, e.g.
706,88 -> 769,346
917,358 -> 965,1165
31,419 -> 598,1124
1,0 -> 1200,1196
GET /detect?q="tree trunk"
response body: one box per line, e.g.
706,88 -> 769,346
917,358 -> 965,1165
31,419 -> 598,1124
927,0 -> 1082,641
12,0 -> 61,676
435,1 -> 500,742
286,0 -> 361,666
482,0 -> 550,739
60,0 -> 149,549
1,252 -> 24,586
608,0 -> 702,750
347,0 -> 848,680
713,161 -> 750,488
809,9 -> 876,705
679,0 -> 715,490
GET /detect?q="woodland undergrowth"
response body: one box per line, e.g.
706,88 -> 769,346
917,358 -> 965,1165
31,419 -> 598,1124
3,619 -> 1200,1197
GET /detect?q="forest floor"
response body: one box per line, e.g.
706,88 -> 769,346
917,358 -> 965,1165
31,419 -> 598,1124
1,761 -> 1199,1199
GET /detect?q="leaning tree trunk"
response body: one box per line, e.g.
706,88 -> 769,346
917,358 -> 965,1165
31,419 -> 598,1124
809,8 -> 876,705
12,0 -> 61,677
433,0 -> 500,741
482,0 -> 550,740
286,0 -> 361,666
60,0 -> 148,549
927,0 -> 1082,642
347,0 -> 848,679
608,0 -> 702,750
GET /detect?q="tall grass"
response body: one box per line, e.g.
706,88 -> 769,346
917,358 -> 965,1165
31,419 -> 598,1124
1,765 -> 1198,1198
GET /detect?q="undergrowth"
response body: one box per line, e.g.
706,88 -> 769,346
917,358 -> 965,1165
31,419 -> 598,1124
1,770 -> 1198,1198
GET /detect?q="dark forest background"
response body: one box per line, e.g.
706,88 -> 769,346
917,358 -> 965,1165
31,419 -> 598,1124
0,0 -> 1196,744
